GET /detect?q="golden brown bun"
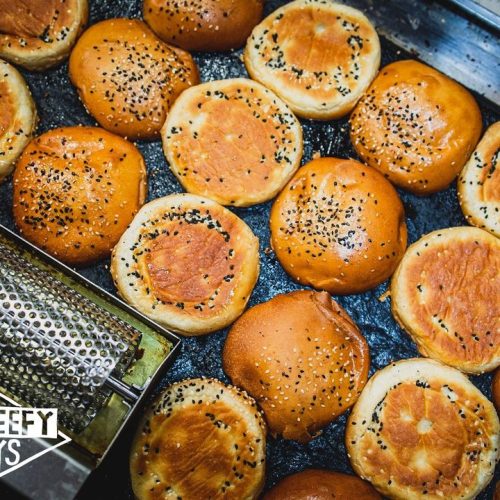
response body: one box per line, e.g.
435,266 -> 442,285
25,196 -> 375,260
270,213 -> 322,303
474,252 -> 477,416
270,157 -> 407,295
162,78 -> 303,207
69,18 -> 199,140
263,469 -> 382,500
13,126 -> 147,266
144,0 -> 263,52
391,227 -> 500,374
458,121 -> 500,237
346,358 -> 499,500
244,0 -> 380,120
350,60 -> 482,195
0,0 -> 87,70
111,193 -> 259,335
0,59 -> 37,182
223,290 -> 370,442
130,378 -> 266,500
496,480 -> 500,500
493,369 -> 500,412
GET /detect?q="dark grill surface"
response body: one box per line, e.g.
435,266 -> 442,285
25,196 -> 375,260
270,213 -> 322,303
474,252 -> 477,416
0,1 -> 498,498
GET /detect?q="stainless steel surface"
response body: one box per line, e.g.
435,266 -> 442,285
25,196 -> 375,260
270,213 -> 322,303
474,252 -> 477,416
446,0 -> 500,31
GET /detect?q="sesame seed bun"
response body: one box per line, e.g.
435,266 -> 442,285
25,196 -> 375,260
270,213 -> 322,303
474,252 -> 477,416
223,290 -> 370,442
391,227 -> 500,374
244,0 -> 380,120
0,0 -> 88,71
350,60 -> 482,195
130,378 -> 266,500
143,0 -> 264,52
263,469 -> 382,500
0,59 -> 37,183
111,193 -> 259,336
270,157 -> 407,295
162,78 -> 303,207
69,18 -> 199,141
346,358 -> 499,500
458,121 -> 500,237
12,126 -> 147,266
493,369 -> 500,412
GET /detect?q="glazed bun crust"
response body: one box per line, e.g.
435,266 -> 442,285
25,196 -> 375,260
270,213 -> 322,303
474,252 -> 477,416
130,378 -> 266,500
111,193 -> 259,336
69,19 -> 199,140
223,290 -> 370,442
391,227 -> 500,374
13,127 -> 147,266
347,358 -> 499,500
458,121 -> 500,236
0,59 -> 37,182
350,59 -> 482,194
263,469 -> 382,500
492,369 -> 500,412
0,0 -> 88,70
244,0 -> 380,119
144,0 -> 264,51
270,157 -> 407,295
162,78 -> 303,207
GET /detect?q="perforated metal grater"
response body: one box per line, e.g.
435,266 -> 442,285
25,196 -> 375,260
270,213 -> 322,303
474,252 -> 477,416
0,224 -> 180,500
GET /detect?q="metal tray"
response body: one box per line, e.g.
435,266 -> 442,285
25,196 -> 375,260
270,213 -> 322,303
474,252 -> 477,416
0,0 -> 498,498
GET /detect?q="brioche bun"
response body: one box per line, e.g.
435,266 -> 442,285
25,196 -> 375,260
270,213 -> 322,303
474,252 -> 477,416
350,60 -> 482,194
244,0 -> 380,120
458,121 -> 500,236
13,126 -> 147,266
111,193 -> 259,335
223,290 -> 370,442
130,378 -> 266,500
492,369 -> 500,412
144,0 -> 263,51
270,157 -> 407,295
263,469 -> 382,500
69,18 -> 199,140
162,78 -> 303,207
347,358 -> 499,500
0,59 -> 36,183
391,227 -> 500,374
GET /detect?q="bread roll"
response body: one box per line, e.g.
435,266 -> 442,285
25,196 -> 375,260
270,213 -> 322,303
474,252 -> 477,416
111,193 -> 259,335
223,290 -> 370,442
130,378 -> 266,500
458,121 -> 500,236
391,227 -> 499,374
162,78 -> 303,206
13,126 -> 147,266
244,0 -> 380,119
270,157 -> 407,295
0,0 -> 88,70
144,0 -> 263,51
350,60 -> 482,194
0,59 -> 36,183
493,369 -> 500,412
69,18 -> 199,140
347,358 -> 499,500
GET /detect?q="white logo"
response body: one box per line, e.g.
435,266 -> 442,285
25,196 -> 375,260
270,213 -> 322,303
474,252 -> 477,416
0,392 -> 71,477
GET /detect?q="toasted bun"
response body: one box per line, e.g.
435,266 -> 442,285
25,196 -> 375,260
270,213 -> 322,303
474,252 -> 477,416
493,369 -> 500,412
111,193 -> 259,335
223,290 -> 370,442
13,127 -> 147,266
130,378 -> 266,500
144,0 -> 263,51
162,78 -> 303,207
391,227 -> 500,374
69,18 -> 199,140
347,358 -> 499,500
0,0 -> 87,70
0,59 -> 36,182
263,469 -> 382,500
244,0 -> 380,120
350,60 -> 482,195
458,121 -> 500,236
270,157 -> 407,295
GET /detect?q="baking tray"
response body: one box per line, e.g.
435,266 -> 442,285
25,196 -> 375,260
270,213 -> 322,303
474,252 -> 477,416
0,0 -> 498,498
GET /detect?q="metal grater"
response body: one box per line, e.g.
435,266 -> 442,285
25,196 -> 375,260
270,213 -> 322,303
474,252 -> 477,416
0,224 -> 180,500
